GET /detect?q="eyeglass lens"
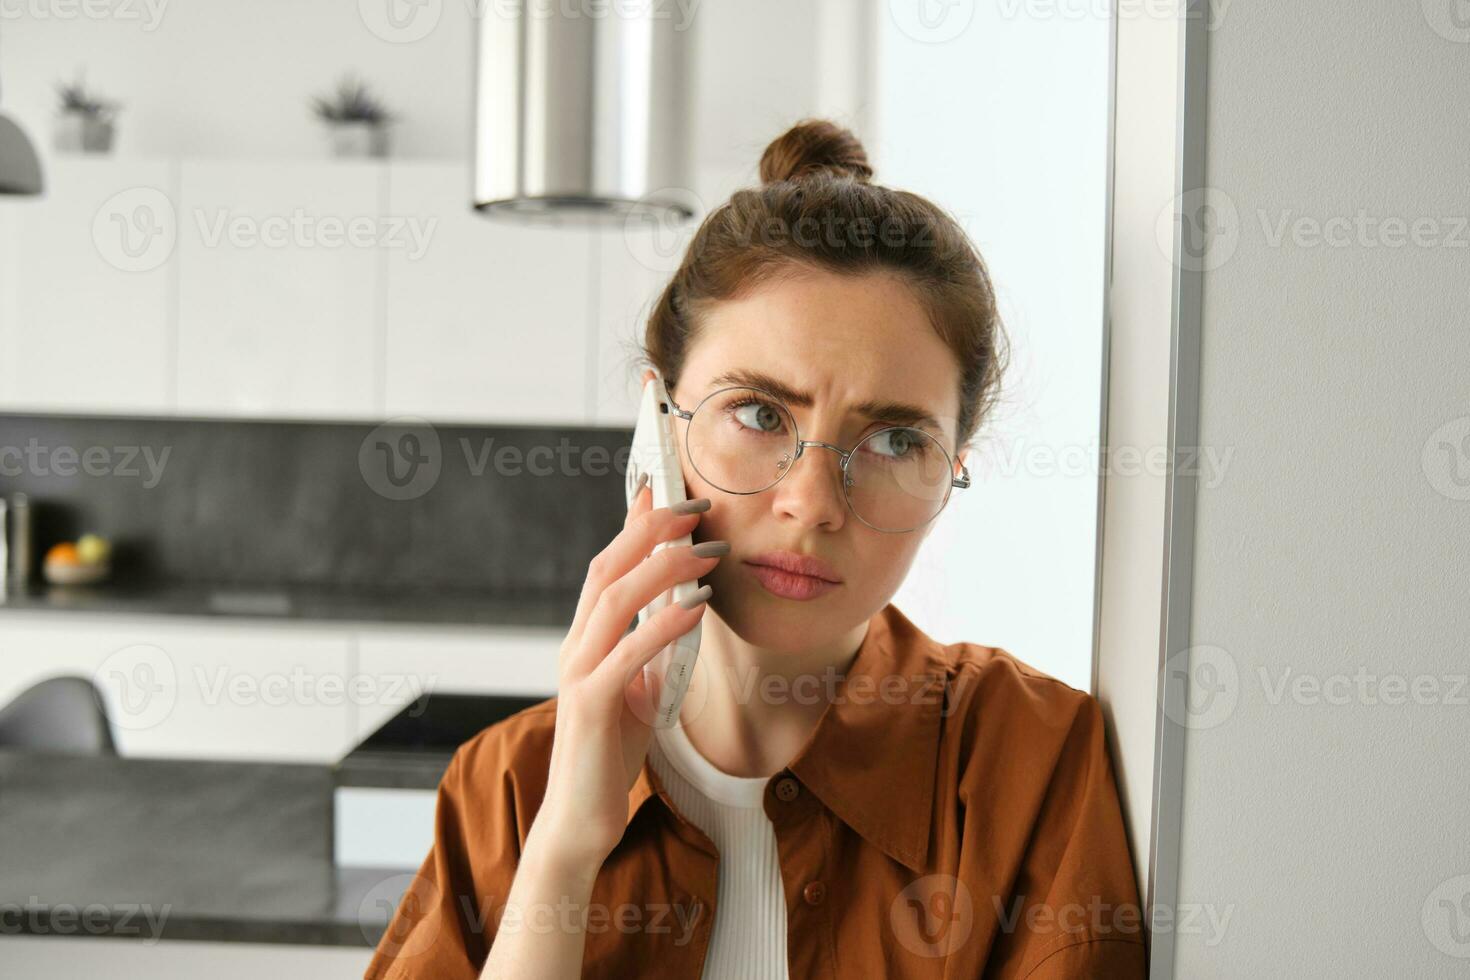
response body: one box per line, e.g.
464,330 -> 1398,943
682,386 -> 956,532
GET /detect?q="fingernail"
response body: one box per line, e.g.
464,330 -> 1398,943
635,472 -> 650,492
670,498 -> 711,514
678,584 -> 713,609
691,540 -> 730,558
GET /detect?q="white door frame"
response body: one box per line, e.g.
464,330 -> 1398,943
1092,2 -> 1209,977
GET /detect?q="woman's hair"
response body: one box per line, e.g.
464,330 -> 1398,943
638,118 -> 1010,453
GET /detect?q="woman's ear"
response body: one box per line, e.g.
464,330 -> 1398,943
641,368 -> 656,387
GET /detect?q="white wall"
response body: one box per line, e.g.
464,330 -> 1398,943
1172,3 -> 1470,976
873,3 -> 1111,691
0,0 -> 473,160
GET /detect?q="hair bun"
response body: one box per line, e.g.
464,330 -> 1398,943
758,118 -> 874,186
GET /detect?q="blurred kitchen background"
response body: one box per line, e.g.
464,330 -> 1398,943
0,1 -> 1108,975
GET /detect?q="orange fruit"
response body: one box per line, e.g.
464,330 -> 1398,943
45,542 -> 81,566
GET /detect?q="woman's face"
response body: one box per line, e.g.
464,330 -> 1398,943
660,268 -> 967,654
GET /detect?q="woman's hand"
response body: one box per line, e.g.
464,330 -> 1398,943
524,476 -> 721,877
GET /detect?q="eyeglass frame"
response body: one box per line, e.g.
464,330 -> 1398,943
665,384 -> 972,534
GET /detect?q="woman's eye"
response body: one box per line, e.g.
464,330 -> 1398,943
733,401 -> 784,433
866,428 -> 925,459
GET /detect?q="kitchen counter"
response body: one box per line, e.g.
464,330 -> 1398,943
0,695 -> 546,947
0,580 -> 579,629
0,750 -> 403,947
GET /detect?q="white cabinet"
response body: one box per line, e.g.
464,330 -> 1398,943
0,615 -> 561,762
0,935 -> 373,979
0,157 -> 175,414
128,624 -> 356,761
0,155 -> 649,425
175,160 -> 383,418
352,626 -> 561,740
0,617 -> 354,762
382,161 -> 595,424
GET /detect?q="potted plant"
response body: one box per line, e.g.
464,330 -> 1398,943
53,71 -> 119,154
311,75 -> 394,159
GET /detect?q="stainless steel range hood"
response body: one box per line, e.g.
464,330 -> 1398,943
473,3 -> 695,225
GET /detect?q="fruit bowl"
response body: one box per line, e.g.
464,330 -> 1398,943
43,559 -> 110,587
42,534 -> 113,586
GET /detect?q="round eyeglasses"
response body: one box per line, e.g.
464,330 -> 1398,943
667,385 -> 971,533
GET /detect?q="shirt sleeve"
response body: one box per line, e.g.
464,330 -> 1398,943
995,694 -> 1147,980
362,733 -> 521,980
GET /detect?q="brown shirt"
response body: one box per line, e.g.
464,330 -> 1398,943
364,602 -> 1146,979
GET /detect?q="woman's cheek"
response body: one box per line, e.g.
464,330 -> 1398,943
853,536 -> 919,603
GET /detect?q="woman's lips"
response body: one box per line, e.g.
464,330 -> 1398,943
744,562 -> 841,601
744,550 -> 842,582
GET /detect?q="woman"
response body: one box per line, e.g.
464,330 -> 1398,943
365,120 -> 1144,979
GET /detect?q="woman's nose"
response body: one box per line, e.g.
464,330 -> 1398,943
769,440 -> 849,529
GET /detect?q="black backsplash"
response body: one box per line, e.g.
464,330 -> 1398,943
0,415 -> 633,597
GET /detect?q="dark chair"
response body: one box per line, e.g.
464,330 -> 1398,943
0,676 -> 118,755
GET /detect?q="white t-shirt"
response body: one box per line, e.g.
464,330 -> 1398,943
648,722 -> 790,979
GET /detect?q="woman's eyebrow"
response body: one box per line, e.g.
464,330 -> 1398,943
709,368 -> 943,431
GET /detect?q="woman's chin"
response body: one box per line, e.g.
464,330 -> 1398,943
708,580 -> 855,654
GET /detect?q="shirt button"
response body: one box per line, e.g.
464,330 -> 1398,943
803,881 -> 826,906
773,776 -> 800,802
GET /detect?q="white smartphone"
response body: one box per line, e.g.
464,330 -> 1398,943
624,371 -> 703,729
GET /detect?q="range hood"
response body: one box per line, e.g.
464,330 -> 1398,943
473,4 -> 695,224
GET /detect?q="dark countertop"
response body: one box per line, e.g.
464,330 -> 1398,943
0,751 -> 406,947
0,580 -> 579,629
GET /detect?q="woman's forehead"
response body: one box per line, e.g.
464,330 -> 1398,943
683,273 -> 961,429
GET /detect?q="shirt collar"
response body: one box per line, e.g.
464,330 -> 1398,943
625,602 -> 948,873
